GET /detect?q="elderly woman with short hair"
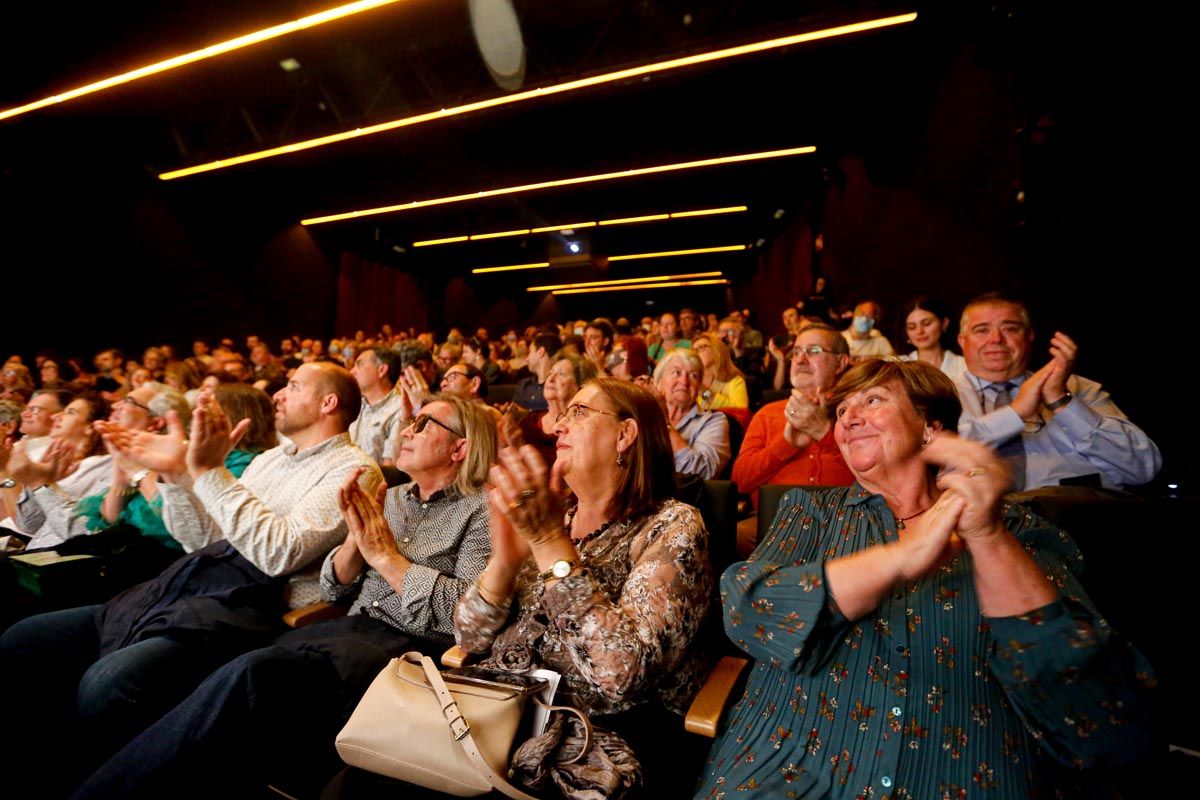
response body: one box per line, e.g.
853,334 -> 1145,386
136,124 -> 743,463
652,347 -> 730,479
696,359 -> 1153,798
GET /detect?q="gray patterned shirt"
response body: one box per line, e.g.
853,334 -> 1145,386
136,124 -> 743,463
347,390 -> 406,464
320,483 -> 491,645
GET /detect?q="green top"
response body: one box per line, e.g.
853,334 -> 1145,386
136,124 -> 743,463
74,449 -> 259,552
695,484 -> 1153,799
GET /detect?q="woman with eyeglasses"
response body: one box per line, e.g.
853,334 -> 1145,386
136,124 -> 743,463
696,359 -> 1152,799
456,377 -> 714,797
691,333 -> 749,411
510,351 -> 598,468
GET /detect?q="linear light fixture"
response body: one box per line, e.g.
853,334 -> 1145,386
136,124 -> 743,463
530,221 -> 596,233
670,205 -> 746,219
416,205 -> 747,248
469,228 -> 530,241
412,235 -> 469,247
554,279 -> 729,296
301,148 -> 812,225
608,244 -> 746,262
527,272 -> 724,292
597,214 -> 669,226
156,13 -> 915,180
0,0 -> 407,123
471,262 -> 551,274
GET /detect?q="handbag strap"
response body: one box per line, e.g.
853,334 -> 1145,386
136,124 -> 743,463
410,653 -> 541,800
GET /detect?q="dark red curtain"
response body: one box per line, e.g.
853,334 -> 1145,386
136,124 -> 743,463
335,253 -> 430,336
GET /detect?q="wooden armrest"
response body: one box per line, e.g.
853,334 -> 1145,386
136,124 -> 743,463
282,601 -> 346,629
440,645 -> 480,668
684,656 -> 750,738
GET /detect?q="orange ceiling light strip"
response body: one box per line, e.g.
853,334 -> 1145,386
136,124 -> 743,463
158,13 -> 916,179
597,213 -> 669,226
530,221 -> 596,233
527,271 -> 723,292
670,205 -> 746,218
415,205 -> 747,248
471,261 -> 551,274
0,0 -> 408,123
608,244 -> 746,262
469,228 -> 530,241
301,147 -> 813,225
412,235 -> 469,247
553,279 -> 729,296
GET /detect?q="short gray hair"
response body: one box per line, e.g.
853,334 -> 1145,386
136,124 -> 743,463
653,347 -> 704,383
145,382 -> 193,430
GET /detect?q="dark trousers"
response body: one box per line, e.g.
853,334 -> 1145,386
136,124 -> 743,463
0,604 -> 236,797
71,615 -> 438,800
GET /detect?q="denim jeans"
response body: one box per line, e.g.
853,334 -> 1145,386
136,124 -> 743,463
71,614 -> 431,799
0,604 -> 238,793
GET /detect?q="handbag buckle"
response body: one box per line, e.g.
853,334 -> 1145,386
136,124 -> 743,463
449,714 -> 471,741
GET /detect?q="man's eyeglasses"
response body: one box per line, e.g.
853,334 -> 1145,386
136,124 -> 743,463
121,396 -> 152,413
554,403 -> 621,425
23,405 -> 54,416
410,413 -> 463,438
791,344 -> 834,359
442,371 -> 468,383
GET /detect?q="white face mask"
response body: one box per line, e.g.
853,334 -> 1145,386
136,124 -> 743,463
574,327 -> 585,336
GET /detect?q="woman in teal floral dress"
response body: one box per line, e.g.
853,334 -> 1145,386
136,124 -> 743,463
696,359 -> 1152,799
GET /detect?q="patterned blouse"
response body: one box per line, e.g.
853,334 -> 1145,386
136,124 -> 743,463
695,485 -> 1153,799
455,498 -> 713,716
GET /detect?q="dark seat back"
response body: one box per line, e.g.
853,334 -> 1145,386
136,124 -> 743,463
487,384 -> 516,406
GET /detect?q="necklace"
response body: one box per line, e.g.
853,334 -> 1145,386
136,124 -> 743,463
895,505 -> 933,530
565,506 -> 621,550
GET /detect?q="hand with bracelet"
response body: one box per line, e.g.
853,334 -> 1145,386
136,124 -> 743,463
482,445 -> 576,600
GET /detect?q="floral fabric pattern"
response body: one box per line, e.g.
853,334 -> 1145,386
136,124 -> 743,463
455,498 -> 713,716
695,484 -> 1153,799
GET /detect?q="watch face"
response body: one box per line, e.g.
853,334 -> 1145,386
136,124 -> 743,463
551,560 -> 573,578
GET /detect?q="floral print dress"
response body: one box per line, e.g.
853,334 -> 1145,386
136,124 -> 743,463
455,498 -> 713,717
694,485 -> 1153,799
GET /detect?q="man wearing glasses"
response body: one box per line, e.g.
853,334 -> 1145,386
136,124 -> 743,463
0,362 -> 382,783
955,292 -> 1160,490
732,325 -> 855,550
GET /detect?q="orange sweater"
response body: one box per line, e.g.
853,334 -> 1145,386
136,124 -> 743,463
731,399 -> 855,503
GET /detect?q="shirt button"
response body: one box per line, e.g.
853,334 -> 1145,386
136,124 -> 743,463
371,601 -> 379,608
895,644 -> 905,654
891,706 -> 902,717
402,537 -> 411,544
881,776 -> 893,788
421,503 -> 428,509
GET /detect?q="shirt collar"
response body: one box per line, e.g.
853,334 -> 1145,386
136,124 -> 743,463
280,431 -> 351,458
403,481 -> 461,505
964,370 -> 1031,393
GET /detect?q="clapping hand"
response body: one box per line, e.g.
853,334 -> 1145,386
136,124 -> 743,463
925,434 -> 1010,543
97,410 -> 190,482
187,390 -> 250,477
1041,332 -> 1077,406
488,445 -> 565,548
783,389 -> 829,447
339,467 -> 401,573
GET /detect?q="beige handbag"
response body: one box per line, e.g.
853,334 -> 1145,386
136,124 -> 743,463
335,652 -> 589,799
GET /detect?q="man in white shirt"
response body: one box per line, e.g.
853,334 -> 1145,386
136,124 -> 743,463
841,300 -> 896,360
954,292 -> 1160,490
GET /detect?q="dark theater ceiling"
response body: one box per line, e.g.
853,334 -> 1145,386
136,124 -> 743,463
1,0 -> 953,290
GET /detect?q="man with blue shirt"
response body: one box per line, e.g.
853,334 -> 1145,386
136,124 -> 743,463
954,292 -> 1160,490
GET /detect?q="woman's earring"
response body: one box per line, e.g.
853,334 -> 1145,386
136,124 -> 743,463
922,429 -> 933,446
616,451 -> 627,468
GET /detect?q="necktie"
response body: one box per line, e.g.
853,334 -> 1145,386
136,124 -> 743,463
988,381 -> 1026,491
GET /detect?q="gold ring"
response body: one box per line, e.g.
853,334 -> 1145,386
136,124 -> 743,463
519,488 -> 537,501
508,500 -> 524,511
967,466 -> 986,477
